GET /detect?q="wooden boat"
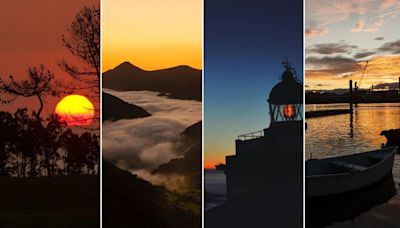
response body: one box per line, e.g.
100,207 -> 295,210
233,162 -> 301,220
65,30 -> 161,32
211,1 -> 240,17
306,146 -> 397,197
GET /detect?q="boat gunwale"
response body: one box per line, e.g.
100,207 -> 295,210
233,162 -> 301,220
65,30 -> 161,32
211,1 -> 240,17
306,146 -> 397,179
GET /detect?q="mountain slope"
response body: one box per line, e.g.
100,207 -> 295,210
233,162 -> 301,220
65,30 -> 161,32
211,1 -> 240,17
103,62 -> 202,101
102,92 -> 151,121
153,121 -> 202,189
103,161 -> 200,227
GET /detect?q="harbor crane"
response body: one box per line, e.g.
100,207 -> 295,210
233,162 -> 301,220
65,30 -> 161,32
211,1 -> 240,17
355,61 -> 369,92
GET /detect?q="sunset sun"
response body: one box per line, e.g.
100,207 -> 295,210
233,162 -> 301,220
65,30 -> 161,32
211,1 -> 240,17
55,94 -> 95,126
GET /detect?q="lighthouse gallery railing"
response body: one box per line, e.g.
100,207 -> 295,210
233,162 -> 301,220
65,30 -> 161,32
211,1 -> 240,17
237,130 -> 264,141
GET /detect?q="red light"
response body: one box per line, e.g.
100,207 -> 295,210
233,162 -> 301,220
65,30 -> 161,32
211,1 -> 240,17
283,104 -> 296,119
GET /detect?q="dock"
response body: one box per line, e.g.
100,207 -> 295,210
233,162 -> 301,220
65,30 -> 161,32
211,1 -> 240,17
305,109 -> 351,119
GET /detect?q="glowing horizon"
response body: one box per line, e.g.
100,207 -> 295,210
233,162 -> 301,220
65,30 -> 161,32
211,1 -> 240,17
104,60 -> 203,73
102,0 -> 202,72
0,0 -> 99,115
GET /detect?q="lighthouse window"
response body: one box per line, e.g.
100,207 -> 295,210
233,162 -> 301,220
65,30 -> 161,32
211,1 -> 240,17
283,104 -> 296,119
270,103 -> 303,122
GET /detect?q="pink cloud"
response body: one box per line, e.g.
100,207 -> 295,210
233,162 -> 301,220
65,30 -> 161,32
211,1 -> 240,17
307,0 -> 400,34
305,28 -> 329,37
350,19 -> 365,32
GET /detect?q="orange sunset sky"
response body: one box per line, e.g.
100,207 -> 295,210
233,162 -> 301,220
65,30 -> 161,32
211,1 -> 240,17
102,0 -> 202,71
306,0 -> 400,91
0,0 -> 99,115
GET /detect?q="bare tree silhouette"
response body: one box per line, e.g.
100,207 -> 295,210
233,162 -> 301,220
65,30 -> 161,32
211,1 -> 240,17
0,65 -> 61,120
59,6 -> 100,131
60,6 -> 100,94
0,5 -> 100,178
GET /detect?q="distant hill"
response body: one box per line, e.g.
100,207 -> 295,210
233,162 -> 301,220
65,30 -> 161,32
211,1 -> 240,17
182,121 -> 202,139
102,92 -> 151,122
374,82 -> 400,90
153,121 -> 202,189
103,62 -> 202,101
103,161 -> 200,227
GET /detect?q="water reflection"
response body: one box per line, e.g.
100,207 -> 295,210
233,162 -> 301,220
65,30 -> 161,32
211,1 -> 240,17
306,103 -> 400,227
306,103 -> 400,158
349,111 -> 354,139
307,174 -> 396,228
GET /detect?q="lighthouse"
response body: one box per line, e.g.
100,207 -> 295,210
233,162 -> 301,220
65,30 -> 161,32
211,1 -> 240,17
224,61 -> 303,200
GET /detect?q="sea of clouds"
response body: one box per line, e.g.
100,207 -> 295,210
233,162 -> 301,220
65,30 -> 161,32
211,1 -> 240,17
102,89 -> 201,188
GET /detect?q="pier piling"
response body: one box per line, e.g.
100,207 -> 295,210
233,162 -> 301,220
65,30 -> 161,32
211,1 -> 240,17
349,80 -> 353,113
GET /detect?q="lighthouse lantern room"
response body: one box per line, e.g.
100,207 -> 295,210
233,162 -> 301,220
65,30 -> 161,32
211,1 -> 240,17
224,60 -> 303,200
268,61 -> 303,123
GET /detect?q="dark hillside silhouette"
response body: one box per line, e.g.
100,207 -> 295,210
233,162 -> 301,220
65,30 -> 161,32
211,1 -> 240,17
182,121 -> 202,139
103,161 -> 200,228
103,62 -> 202,101
102,92 -> 151,121
0,175 -> 99,226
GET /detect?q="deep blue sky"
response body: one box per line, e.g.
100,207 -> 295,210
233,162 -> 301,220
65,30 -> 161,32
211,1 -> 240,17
204,0 -> 303,167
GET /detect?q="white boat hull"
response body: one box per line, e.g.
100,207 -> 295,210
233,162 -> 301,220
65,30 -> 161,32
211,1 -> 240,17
306,147 -> 397,197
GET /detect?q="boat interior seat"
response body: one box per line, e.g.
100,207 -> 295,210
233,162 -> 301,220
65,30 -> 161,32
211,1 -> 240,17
329,160 -> 367,171
367,155 -> 384,161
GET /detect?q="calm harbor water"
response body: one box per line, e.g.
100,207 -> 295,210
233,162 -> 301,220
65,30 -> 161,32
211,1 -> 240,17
306,103 -> 400,227
306,103 -> 400,190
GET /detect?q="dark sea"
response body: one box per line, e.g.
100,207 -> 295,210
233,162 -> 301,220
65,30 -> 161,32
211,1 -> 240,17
204,169 -> 226,211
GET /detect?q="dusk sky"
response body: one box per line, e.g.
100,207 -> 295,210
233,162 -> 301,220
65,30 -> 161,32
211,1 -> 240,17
306,0 -> 400,90
102,0 -> 202,71
204,0 -> 303,168
0,0 -> 99,115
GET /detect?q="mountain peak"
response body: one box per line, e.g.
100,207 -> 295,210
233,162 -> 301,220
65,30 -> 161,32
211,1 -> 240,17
175,65 -> 192,69
115,61 -> 143,71
103,62 -> 202,101
173,65 -> 197,70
